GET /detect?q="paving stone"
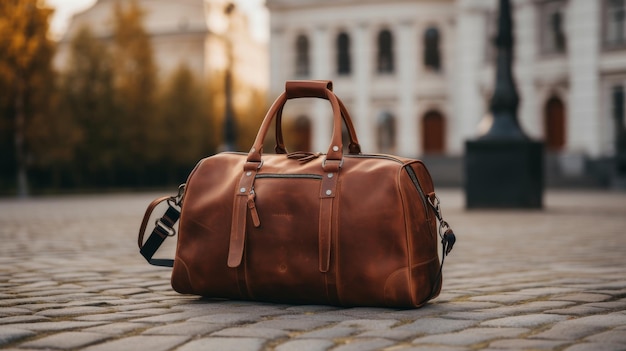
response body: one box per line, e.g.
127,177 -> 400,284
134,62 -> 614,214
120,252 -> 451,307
74,313 -> 136,321
4,321 -> 105,331
0,327 -> 35,345
248,319 -> 329,331
356,328 -> 417,340
281,312 -> 351,323
468,294 -> 534,304
131,309 -> 209,323
81,335 -> 188,351
552,293 -> 612,303
412,327 -> 529,346
275,339 -> 335,351
0,307 -> 31,316
480,313 -> 567,328
396,318 -> 477,335
391,347 -> 469,351
83,322 -> 150,335
20,331 -> 110,349
336,319 -> 399,330
478,301 -> 576,316
211,327 -> 289,339
187,312 -> 260,325
488,338 -> 567,350
585,328 -> 626,344
562,342 -> 626,351
331,338 -> 395,351
35,306 -> 111,317
142,322 -> 222,336
297,327 -> 357,339
0,315 -> 50,325
176,337 -> 265,351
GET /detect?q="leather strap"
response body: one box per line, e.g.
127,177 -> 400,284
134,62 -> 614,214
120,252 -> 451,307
228,163 -> 259,268
138,196 -> 180,267
318,160 -> 340,273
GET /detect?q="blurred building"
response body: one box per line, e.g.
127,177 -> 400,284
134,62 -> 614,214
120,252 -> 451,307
54,0 -> 267,91
267,0 -> 626,186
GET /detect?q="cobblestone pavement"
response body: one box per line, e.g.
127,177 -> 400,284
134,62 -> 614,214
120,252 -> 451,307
1,189 -> 626,351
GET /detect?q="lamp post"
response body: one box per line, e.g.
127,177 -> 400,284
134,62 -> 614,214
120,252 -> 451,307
220,2 -> 237,152
464,0 -> 544,208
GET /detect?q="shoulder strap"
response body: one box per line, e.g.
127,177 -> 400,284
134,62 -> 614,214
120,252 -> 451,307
138,191 -> 183,268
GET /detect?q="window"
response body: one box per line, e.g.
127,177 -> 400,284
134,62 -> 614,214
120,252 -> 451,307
424,27 -> 442,72
295,34 -> 310,76
377,112 -> 396,153
544,96 -> 566,151
336,32 -> 351,75
422,111 -> 445,154
605,0 -> 626,48
539,1 -> 567,55
377,29 -> 394,74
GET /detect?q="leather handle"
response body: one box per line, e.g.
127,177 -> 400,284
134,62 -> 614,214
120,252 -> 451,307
274,91 -> 361,155
246,80 -> 350,167
285,80 -> 333,99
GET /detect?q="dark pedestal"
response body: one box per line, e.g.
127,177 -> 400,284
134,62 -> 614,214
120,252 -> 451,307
465,139 -> 544,209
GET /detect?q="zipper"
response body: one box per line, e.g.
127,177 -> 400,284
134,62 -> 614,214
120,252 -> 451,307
255,174 -> 323,180
345,154 -> 403,164
404,165 -> 429,220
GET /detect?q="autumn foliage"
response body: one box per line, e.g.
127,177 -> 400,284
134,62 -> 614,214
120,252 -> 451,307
0,0 -> 267,195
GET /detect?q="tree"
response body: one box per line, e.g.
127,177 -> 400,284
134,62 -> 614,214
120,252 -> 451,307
57,24 -> 118,186
0,0 -> 56,196
156,64 -> 215,182
110,0 -> 158,183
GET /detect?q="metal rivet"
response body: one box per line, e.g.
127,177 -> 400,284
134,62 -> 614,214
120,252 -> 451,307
246,171 -> 252,176
240,187 -> 246,193
325,190 -> 332,196
327,173 -> 334,178
332,146 -> 339,152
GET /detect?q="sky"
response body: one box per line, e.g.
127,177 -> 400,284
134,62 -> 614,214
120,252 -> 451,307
45,0 -> 269,42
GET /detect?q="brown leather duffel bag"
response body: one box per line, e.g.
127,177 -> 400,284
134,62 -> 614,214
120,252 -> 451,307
139,80 -> 456,308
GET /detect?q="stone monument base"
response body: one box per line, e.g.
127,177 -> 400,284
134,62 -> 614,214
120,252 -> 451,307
465,139 -> 544,208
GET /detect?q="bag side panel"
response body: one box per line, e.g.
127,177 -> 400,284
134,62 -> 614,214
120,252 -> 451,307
402,161 -> 441,304
334,158 -> 412,307
171,153 -> 247,298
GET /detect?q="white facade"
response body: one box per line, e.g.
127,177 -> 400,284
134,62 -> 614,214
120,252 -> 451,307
267,0 -> 626,167
55,0 -> 267,91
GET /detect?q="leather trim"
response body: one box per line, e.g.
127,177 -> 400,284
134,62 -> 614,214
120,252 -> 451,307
228,168 -> 258,268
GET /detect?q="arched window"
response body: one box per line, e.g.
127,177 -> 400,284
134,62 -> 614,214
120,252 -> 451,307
544,96 -> 566,151
377,111 -> 396,153
295,34 -> 310,77
424,27 -> 442,72
336,32 -> 351,75
422,111 -> 446,154
291,115 -> 312,151
377,29 -> 394,74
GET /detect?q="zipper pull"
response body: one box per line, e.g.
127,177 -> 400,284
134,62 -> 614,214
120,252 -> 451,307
247,190 -> 261,227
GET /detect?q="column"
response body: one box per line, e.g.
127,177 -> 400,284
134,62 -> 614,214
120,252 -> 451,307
396,20 -> 417,157
354,23 -> 373,151
568,0 -> 600,157
312,25 -> 331,152
453,3 -> 485,151
269,27 -> 285,97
